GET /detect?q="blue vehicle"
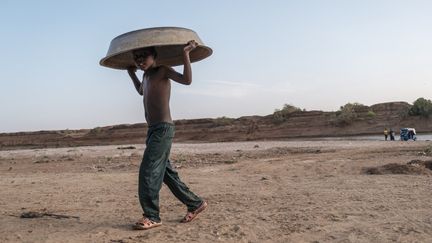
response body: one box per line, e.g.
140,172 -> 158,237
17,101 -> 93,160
400,128 -> 417,141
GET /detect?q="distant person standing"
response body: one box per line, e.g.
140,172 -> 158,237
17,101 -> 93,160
408,130 -> 414,140
389,129 -> 395,141
384,128 -> 389,141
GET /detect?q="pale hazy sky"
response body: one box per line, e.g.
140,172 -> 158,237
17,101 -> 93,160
1,0 -> 431,132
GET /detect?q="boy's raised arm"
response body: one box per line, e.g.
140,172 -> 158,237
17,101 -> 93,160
164,40 -> 198,85
127,67 -> 143,95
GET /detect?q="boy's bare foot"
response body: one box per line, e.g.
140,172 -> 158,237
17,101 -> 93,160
133,217 -> 162,230
181,201 -> 208,223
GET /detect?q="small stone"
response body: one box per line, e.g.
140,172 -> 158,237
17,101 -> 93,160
233,225 -> 241,232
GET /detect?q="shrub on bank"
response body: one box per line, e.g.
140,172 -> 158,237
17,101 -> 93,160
367,110 -> 376,118
213,116 -> 235,126
272,104 -> 302,123
334,102 -> 363,125
409,98 -> 432,118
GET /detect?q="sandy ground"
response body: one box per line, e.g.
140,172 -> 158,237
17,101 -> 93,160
1,140 -> 432,243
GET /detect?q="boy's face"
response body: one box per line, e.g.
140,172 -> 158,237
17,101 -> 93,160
133,49 -> 155,71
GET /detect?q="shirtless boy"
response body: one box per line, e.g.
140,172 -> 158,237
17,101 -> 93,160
127,40 -> 207,230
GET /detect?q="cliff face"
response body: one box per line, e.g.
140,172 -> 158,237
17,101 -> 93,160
1,102 -> 431,150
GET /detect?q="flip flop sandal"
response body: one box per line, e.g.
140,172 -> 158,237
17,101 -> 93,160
133,217 -> 162,230
181,201 -> 208,223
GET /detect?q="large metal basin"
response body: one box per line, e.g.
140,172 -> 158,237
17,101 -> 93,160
100,27 -> 212,69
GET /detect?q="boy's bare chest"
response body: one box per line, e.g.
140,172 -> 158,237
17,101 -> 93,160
142,75 -> 171,97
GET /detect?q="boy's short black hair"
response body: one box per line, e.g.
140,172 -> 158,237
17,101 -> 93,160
133,46 -> 157,59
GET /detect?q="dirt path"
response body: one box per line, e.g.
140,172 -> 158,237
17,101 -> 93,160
1,140 -> 432,242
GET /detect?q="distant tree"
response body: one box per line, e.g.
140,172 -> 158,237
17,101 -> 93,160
273,104 -> 302,123
89,127 -> 103,134
334,102 -> 363,125
333,102 -> 376,125
409,98 -> 432,117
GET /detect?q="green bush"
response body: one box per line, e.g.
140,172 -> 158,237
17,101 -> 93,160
334,103 -> 363,125
367,110 -> 376,118
213,116 -> 235,126
89,127 -> 103,134
409,98 -> 432,117
273,104 -> 302,123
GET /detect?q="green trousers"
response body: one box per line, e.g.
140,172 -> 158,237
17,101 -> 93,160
138,122 -> 203,222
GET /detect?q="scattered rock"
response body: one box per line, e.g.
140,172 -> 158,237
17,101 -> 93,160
422,146 -> 432,156
60,155 -> 74,161
233,225 -> 241,232
92,165 -> 106,172
112,164 -> 126,169
408,160 -> 432,170
223,159 -> 237,164
34,156 -> 51,163
364,160 -> 432,175
94,232 -> 105,237
117,146 -> 136,150
20,210 -> 79,219
110,240 -> 126,243
34,160 -> 49,164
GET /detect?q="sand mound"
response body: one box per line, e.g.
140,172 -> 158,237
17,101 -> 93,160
364,160 -> 432,175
